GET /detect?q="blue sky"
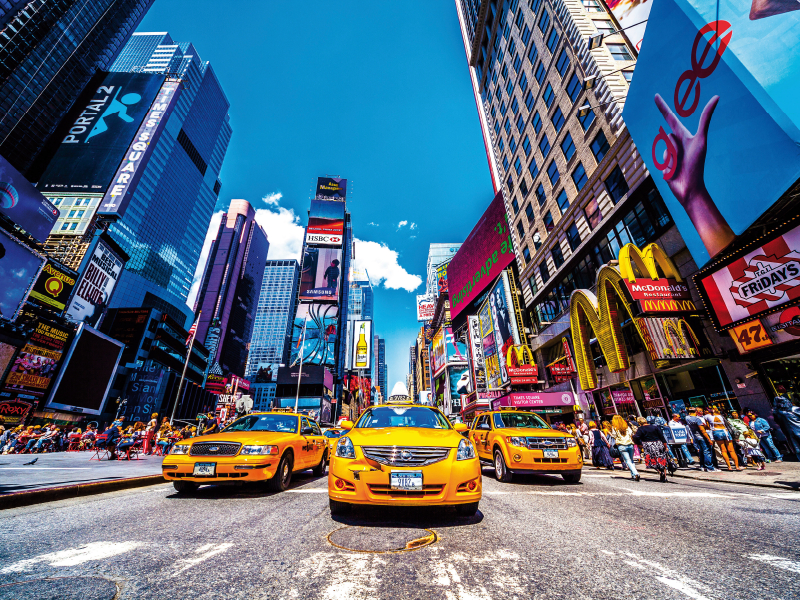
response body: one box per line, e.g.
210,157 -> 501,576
139,0 -> 494,390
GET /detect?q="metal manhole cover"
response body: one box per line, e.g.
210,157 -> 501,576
747,471 -> 782,476
327,525 -> 437,553
0,577 -> 118,600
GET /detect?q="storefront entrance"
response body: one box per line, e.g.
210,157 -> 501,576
759,356 -> 800,406
656,360 -> 740,415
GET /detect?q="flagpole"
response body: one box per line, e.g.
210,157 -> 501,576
294,312 -> 308,413
171,311 -> 200,426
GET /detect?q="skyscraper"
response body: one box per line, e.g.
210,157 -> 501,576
194,200 -> 269,378
374,336 -> 386,402
0,0 -> 154,175
40,32 -> 232,326
344,263 -> 374,375
246,259 -> 300,411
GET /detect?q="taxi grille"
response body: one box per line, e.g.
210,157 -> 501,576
189,442 -> 241,456
526,437 -> 568,451
361,446 -> 451,467
368,484 -> 444,497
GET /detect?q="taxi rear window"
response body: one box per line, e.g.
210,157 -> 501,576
356,407 -> 451,429
323,430 -> 342,438
224,415 -> 298,433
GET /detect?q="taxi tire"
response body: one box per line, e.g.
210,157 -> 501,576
312,450 -> 328,477
562,471 -> 581,484
267,452 -> 293,492
455,502 -> 479,517
173,481 -> 198,494
494,449 -> 513,482
329,498 -> 351,515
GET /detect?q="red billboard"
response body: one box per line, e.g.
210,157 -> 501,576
307,199 -> 345,246
447,192 -> 515,322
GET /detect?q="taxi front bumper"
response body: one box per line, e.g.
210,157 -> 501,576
162,455 -> 277,484
502,445 -> 583,474
328,450 -> 481,506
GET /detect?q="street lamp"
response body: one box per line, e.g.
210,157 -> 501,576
586,18 -> 648,52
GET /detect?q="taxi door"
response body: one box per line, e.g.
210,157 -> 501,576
298,417 -> 320,469
470,414 -> 492,460
309,419 -> 326,464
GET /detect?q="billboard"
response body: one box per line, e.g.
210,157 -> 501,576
66,235 -> 125,327
2,320 -> 73,399
27,260 -> 77,313
315,177 -> 347,201
0,341 -> 19,383
98,79 -> 182,218
0,155 -> 60,242
467,315 -> 487,393
623,0 -> 800,267
605,0 -> 652,52
416,294 -> 435,321
449,365 -> 471,412
697,222 -> 800,329
299,247 -> 342,302
0,228 -> 46,321
636,316 -> 703,361
0,399 -> 33,427
46,324 -> 124,416
436,260 -> 451,295
478,271 -> 522,389
351,320 -> 372,370
307,199 -> 345,246
290,303 -> 338,367
121,364 -> 165,422
431,327 -> 468,377
105,307 -> 151,364
38,73 -> 165,193
448,191 -> 515,322
253,362 -> 279,383
729,306 -> 800,354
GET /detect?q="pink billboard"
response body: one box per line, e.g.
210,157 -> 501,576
447,192 -> 515,322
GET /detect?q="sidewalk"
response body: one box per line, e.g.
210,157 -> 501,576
664,460 -> 799,490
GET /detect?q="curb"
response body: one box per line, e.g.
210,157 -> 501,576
0,475 -> 166,510
669,470 -> 799,491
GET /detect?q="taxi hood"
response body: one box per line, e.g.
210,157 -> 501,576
189,431 -> 296,446
346,427 -> 463,448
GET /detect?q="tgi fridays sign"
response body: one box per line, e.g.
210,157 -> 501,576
66,239 -> 124,326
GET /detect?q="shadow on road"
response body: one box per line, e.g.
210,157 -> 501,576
331,505 -> 484,528
163,471 -> 326,500
479,465 -> 585,488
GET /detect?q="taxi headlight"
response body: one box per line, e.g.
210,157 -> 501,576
240,445 -> 279,455
457,438 -> 476,461
508,436 -> 526,447
566,438 -> 577,448
336,436 -> 355,459
169,444 -> 190,455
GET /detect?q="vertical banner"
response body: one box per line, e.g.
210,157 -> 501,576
66,236 -> 125,327
468,316 -> 487,394
351,320 -> 372,370
123,364 -> 165,422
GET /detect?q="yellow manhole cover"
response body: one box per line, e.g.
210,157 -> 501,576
327,525 -> 438,553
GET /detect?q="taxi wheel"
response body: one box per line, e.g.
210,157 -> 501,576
494,449 -> 512,482
173,481 -> 197,494
562,471 -> 581,484
267,452 -> 293,492
455,502 -> 479,517
329,498 -> 351,515
312,450 -> 328,477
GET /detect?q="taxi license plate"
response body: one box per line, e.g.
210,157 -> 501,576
193,462 -> 216,477
390,471 -> 423,490
543,449 -> 559,459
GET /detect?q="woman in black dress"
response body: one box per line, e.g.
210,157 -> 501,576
633,416 -> 677,482
589,421 -> 614,469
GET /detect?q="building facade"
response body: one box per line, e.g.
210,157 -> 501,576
0,0 -> 153,176
374,336 -> 386,402
344,263 -> 374,376
194,199 -> 269,378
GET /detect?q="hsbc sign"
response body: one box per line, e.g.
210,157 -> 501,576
306,233 -> 342,247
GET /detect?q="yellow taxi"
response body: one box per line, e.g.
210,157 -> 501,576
328,401 -> 481,516
469,409 -> 583,484
322,427 -> 344,454
162,411 -> 327,493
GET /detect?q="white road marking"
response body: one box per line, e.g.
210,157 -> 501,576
623,553 -> 717,600
170,543 -> 234,577
0,541 -> 143,573
748,554 -> 800,574
286,488 -> 327,493
655,576 -> 712,600
0,467 -> 92,470
623,489 -> 735,499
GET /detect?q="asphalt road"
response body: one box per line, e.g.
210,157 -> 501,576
0,467 -> 798,600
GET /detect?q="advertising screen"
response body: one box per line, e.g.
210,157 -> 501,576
436,260 -> 451,295
105,307 -> 151,364
479,272 -> 522,389
0,228 -> 45,321
434,373 -> 446,405
605,0 -> 652,51
697,223 -> 800,329
307,199 -> 345,246
290,303 -> 338,367
623,0 -> 800,267
0,341 -> 19,382
416,295 -> 435,321
3,320 -> 73,399
351,320 -> 372,370
38,73 -> 165,193
449,365 -> 471,411
121,364 -> 165,422
66,235 -> 125,327
467,316 -> 487,393
0,155 -> 59,242
0,399 -> 33,427
98,79 -> 182,218
315,177 -> 347,201
252,362 -> 280,383
448,191 -> 515,322
46,324 -> 123,415
298,247 -> 342,302
27,259 -> 77,313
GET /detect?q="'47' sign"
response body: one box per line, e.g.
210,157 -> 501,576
729,319 -> 773,354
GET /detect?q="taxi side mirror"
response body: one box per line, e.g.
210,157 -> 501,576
301,426 -> 313,435
453,423 -> 468,432
478,423 -> 491,431
340,420 -> 354,430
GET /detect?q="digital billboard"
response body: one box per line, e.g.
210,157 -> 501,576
436,260 -> 451,295
449,365 -> 471,412
0,228 -> 46,321
467,316 -> 487,393
3,320 -> 73,400
98,79 -> 182,218
351,320 -> 372,370
447,191 -> 516,322
478,272 -> 522,389
0,154 -> 59,242
307,199 -> 345,246
431,326 -> 468,377
696,222 -> 800,329
38,73 -> 165,193
105,307 -> 151,364
121,364 -> 165,422
27,259 -> 77,314
315,177 -> 347,201
416,294 -> 435,321
66,234 -> 126,327
290,303 -> 338,367
46,324 -> 124,416
623,0 -> 800,267
298,247 -> 342,302
252,362 -> 279,383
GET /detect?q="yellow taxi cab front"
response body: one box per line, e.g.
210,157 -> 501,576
162,411 -> 327,493
469,410 -> 583,483
328,403 -> 481,516
322,428 -> 344,454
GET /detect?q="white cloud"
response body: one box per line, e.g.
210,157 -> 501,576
255,205 -> 305,261
368,221 -> 379,227
354,239 -> 422,292
410,223 -> 417,230
397,220 -> 408,228
187,210 -> 223,309
262,192 -> 282,206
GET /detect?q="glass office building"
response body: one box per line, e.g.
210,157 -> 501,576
0,0 -> 153,176
344,263 -> 374,374
374,336 -> 386,402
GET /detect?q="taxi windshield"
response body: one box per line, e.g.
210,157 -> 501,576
493,412 -> 548,429
223,414 -> 298,433
323,429 -> 342,438
356,407 -> 451,429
